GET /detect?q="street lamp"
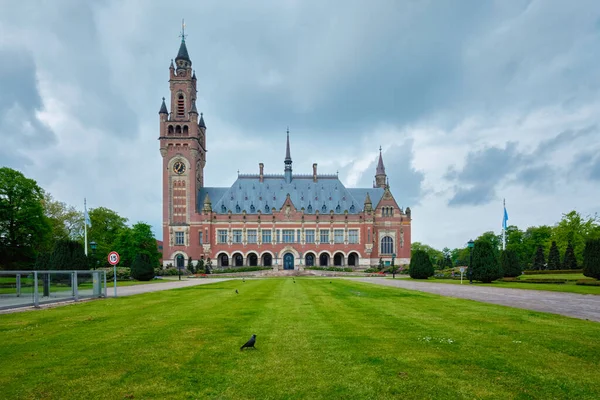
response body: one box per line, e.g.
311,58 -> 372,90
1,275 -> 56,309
467,239 -> 474,284
90,241 -> 97,270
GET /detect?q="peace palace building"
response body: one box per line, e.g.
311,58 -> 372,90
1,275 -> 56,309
159,36 -> 412,270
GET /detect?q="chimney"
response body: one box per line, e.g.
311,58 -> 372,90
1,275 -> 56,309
259,163 -> 264,183
313,163 -> 317,182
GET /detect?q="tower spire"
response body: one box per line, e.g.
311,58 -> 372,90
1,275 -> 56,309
284,128 -> 292,183
374,146 -> 387,188
175,20 -> 191,68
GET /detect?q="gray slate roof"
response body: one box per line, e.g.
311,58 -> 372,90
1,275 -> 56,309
198,175 -> 384,215
176,40 -> 191,64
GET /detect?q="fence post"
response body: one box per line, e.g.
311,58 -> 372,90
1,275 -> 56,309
16,274 -> 21,297
73,271 -> 79,301
34,271 -> 39,307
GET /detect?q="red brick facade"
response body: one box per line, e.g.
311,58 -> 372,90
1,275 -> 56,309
159,38 -> 411,270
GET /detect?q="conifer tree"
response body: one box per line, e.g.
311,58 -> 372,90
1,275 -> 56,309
562,242 -> 578,270
409,250 -> 434,279
131,253 -> 155,281
471,240 -> 502,283
547,241 -> 561,270
188,256 -> 194,274
501,249 -> 521,277
532,245 -> 546,270
583,238 -> 600,279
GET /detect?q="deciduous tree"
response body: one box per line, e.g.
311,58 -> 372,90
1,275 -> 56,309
0,167 -> 51,269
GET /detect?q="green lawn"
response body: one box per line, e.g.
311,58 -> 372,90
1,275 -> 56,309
1,279 -> 599,399
426,275 -> 600,295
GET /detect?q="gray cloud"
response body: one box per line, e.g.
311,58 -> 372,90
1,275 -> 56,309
1,0 -> 599,250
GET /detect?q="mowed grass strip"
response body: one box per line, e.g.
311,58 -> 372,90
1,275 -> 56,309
426,276 -> 600,295
0,279 -> 599,399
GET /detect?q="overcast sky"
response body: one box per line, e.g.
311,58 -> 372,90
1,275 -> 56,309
1,0 -> 599,250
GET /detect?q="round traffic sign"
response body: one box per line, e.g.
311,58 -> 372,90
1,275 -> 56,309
108,251 -> 120,266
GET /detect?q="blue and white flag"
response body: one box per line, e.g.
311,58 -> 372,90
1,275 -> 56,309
503,202 -> 508,230
84,199 -> 91,227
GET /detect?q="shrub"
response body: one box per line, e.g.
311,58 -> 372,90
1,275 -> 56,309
471,241 -> 502,283
522,269 -> 583,275
211,266 -> 271,274
563,242 -> 578,270
305,267 -> 353,272
102,267 -> 131,281
583,238 -> 600,280
516,278 -> 566,284
131,253 -> 154,281
576,279 -> 600,286
50,240 -> 89,270
547,241 -> 561,270
188,257 -> 194,274
409,250 -> 434,279
501,249 -> 521,277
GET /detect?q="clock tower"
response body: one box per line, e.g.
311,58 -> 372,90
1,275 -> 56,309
159,26 -> 207,262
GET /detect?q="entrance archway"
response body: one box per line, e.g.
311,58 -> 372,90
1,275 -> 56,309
348,252 -> 359,267
218,253 -> 229,267
248,253 -> 258,266
283,253 -> 294,270
233,253 -> 243,267
319,253 -> 329,266
262,253 -> 272,266
305,253 -> 315,267
333,253 -> 344,266
176,254 -> 185,269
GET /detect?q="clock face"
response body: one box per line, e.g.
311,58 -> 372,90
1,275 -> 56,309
173,161 -> 186,175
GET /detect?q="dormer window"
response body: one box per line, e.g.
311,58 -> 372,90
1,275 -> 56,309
177,94 -> 185,117
221,205 -> 227,213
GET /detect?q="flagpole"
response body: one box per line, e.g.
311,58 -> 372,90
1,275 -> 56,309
84,198 -> 88,256
502,198 -> 506,251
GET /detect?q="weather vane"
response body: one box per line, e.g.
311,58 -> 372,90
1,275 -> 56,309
179,19 -> 187,42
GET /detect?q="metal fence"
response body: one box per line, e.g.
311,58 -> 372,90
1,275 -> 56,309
0,270 -> 107,310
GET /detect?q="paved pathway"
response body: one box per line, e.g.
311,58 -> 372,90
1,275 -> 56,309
352,278 -> 600,322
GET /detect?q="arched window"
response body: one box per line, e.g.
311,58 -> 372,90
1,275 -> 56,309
349,204 -> 355,213
265,204 -> 269,213
221,205 -> 227,213
250,204 -> 255,213
322,204 -> 327,213
307,204 -> 313,213
390,207 -> 393,216
335,204 -> 341,213
381,236 -> 394,254
183,125 -> 189,135
305,254 -> 315,266
235,204 -> 241,213
168,125 -> 174,135
175,125 -> 182,134
177,94 -> 185,117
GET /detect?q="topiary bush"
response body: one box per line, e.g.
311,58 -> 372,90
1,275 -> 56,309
409,250 -> 434,279
563,242 -> 578,270
547,241 -> 561,270
501,249 -> 521,277
131,253 -> 155,281
471,240 -> 502,283
533,245 -> 545,271
583,238 -> 600,280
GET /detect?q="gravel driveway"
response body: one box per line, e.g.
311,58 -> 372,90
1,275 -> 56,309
352,278 -> 600,322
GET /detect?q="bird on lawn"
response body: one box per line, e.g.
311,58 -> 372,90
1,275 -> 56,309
240,334 -> 256,351
235,289 -> 239,294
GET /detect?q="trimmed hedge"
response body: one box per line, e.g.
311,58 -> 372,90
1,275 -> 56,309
516,278 -> 567,284
409,250 -> 434,279
212,267 -> 271,274
305,267 -> 354,272
522,269 -> 583,275
576,279 -> 600,286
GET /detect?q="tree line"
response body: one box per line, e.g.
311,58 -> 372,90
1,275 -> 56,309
412,210 -> 600,271
0,167 -> 161,272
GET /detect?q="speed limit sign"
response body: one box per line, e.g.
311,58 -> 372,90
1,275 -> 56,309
108,251 -> 120,266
